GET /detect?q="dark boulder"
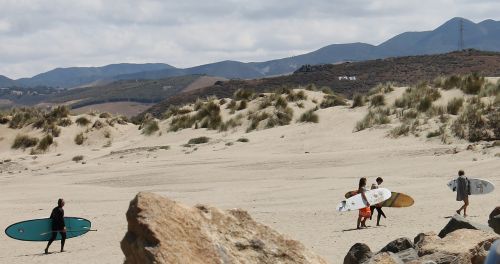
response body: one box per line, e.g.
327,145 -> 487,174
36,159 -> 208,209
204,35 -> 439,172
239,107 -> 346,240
438,214 -> 493,238
488,207 -> 500,234
344,243 -> 373,264
380,237 -> 414,253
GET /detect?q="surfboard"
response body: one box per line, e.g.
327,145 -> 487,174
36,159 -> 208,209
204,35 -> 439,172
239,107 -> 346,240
345,191 -> 414,208
5,217 -> 92,241
337,188 -> 391,212
447,178 -> 495,195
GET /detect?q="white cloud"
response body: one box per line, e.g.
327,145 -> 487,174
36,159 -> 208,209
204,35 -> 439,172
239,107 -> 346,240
0,0 -> 498,78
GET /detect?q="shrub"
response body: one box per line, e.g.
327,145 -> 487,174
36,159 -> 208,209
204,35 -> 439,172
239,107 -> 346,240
305,84 -> 317,91
402,109 -> 419,120
219,98 -> 227,105
352,94 -> 365,108
92,120 -> 105,130
48,105 -> 70,119
427,129 -> 443,138
226,100 -> 237,110
44,123 -> 61,137
286,90 -> 307,101
460,73 -> 485,95
57,118 -> 72,127
388,124 -> 410,138
354,108 -> 391,131
37,134 -> 54,151
394,84 -> 441,109
247,112 -> 270,132
237,100 -> 247,110
447,98 -> 464,115
320,94 -> 347,108
441,75 -> 462,90
370,94 -> 385,107
417,97 -> 433,112
219,117 -> 242,132
72,155 -> 84,162
169,115 -> 195,132
188,136 -> 210,144
296,102 -> 304,108
321,87 -> 333,95
12,134 -> 39,149
275,96 -> 288,109
451,104 -> 489,142
8,108 -> 43,129
237,137 -> 249,143
368,83 -> 394,95
99,112 -> 112,118
74,133 -> 86,145
142,120 -> 159,135
233,89 -> 254,100
266,107 -> 293,128
299,109 -> 319,123
75,117 -> 91,126
163,106 -> 192,119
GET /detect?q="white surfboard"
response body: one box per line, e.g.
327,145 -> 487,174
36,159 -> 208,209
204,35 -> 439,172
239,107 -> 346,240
447,178 -> 495,195
336,188 -> 392,212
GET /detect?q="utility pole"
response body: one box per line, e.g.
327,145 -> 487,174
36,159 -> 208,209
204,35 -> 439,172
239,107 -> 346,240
458,18 -> 464,51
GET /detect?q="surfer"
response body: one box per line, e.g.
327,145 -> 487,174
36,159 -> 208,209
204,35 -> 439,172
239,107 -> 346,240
357,177 -> 371,229
455,170 -> 470,217
45,198 -> 66,254
370,177 -> 387,226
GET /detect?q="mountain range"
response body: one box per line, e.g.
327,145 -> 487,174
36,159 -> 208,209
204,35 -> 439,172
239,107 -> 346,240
1,17 -> 500,88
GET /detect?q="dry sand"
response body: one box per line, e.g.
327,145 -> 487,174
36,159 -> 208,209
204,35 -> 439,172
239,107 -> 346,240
0,88 -> 498,263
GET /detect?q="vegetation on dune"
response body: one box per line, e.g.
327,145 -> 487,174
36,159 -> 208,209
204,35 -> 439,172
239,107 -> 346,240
36,134 -> 54,152
286,90 -> 307,102
74,132 -> 86,145
142,120 -> 159,135
72,155 -> 84,162
435,73 -> 489,95
188,136 -> 210,144
355,107 -> 391,132
233,89 -> 255,101
351,93 -> 365,108
236,137 -> 249,143
446,98 -> 464,115
75,116 -> 91,126
370,94 -> 386,107
12,134 -> 39,149
99,112 -> 112,118
298,109 -> 319,123
320,94 -> 347,108
367,83 -> 395,96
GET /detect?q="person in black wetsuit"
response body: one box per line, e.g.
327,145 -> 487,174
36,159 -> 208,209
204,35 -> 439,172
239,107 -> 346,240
45,198 -> 66,254
370,177 -> 387,226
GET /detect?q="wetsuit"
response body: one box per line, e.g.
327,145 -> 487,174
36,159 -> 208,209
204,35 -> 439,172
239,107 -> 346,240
370,183 -> 386,225
46,206 -> 66,250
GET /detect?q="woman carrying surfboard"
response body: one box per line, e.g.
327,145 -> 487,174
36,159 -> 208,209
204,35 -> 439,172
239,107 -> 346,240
357,177 -> 371,229
455,170 -> 470,217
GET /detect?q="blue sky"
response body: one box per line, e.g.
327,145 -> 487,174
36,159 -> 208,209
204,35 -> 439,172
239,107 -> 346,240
0,0 -> 498,78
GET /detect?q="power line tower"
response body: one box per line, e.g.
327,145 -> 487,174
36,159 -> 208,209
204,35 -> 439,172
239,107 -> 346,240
458,18 -> 464,51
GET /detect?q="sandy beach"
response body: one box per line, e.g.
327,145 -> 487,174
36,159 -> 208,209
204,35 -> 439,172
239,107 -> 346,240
0,88 -> 498,263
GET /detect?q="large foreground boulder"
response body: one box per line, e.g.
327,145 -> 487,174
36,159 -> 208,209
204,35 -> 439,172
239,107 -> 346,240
121,192 -> 327,264
438,214 -> 493,238
344,243 -> 373,264
416,229 -> 499,264
489,207 -> 500,234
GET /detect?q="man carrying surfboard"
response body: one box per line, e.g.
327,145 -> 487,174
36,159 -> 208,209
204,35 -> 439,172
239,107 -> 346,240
455,170 -> 470,217
370,177 -> 387,226
357,177 -> 371,229
45,198 -> 66,254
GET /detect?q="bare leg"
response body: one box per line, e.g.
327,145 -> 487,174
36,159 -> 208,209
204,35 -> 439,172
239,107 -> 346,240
60,232 -> 66,252
463,197 -> 469,217
45,232 -> 56,254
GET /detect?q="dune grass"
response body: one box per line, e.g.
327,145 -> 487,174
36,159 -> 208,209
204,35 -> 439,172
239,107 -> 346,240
12,134 -> 39,149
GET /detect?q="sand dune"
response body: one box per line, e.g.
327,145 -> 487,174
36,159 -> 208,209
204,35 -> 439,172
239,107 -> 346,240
0,88 -> 498,263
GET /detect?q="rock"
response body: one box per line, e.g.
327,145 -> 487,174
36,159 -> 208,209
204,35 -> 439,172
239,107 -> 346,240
380,237 -> 414,253
406,252 -> 457,264
438,214 -> 493,238
121,192 -> 327,264
344,243 -> 373,264
394,248 -> 419,263
417,229 -> 499,264
488,207 -> 500,234
366,252 -> 403,264
414,232 -> 440,251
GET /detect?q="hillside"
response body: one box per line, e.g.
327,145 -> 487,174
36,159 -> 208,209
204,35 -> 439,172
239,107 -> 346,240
142,50 -> 500,118
3,17 -> 500,87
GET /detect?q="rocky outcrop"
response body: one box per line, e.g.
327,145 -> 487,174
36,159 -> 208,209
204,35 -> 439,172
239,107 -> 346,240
489,207 -> 500,234
438,214 -> 493,238
345,229 -> 499,264
120,192 -> 327,264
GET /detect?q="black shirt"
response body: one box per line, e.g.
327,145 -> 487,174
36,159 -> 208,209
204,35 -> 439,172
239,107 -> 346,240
50,206 -> 65,230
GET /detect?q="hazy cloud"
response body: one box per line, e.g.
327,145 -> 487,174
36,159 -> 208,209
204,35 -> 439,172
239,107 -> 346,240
0,0 -> 498,78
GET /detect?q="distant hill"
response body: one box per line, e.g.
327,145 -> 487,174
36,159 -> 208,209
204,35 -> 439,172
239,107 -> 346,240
141,50 -> 500,118
0,75 -> 15,87
16,63 -> 174,88
3,17 -> 500,87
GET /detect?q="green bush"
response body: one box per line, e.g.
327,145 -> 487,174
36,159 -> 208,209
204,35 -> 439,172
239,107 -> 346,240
169,115 -> 195,132
286,90 -> 307,101
188,136 -> 210,144
12,134 -> 39,149
48,105 -> 70,119
298,109 -> 319,123
352,94 -> 365,108
460,73 -> 485,95
233,89 -> 254,100
320,94 -> 347,108
355,108 -> 391,131
142,120 -> 159,135
37,134 -> 54,151
57,118 -> 72,127
447,98 -> 464,115
75,117 -> 91,126
394,84 -> 441,109
370,94 -> 385,107
247,112 -> 270,132
275,96 -> 288,109
417,97 -> 433,112
99,112 -> 112,118
74,133 -> 86,145
266,107 -> 293,128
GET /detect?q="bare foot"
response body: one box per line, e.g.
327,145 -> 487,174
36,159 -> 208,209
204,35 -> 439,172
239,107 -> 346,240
456,210 -> 460,215
44,248 -> 49,254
